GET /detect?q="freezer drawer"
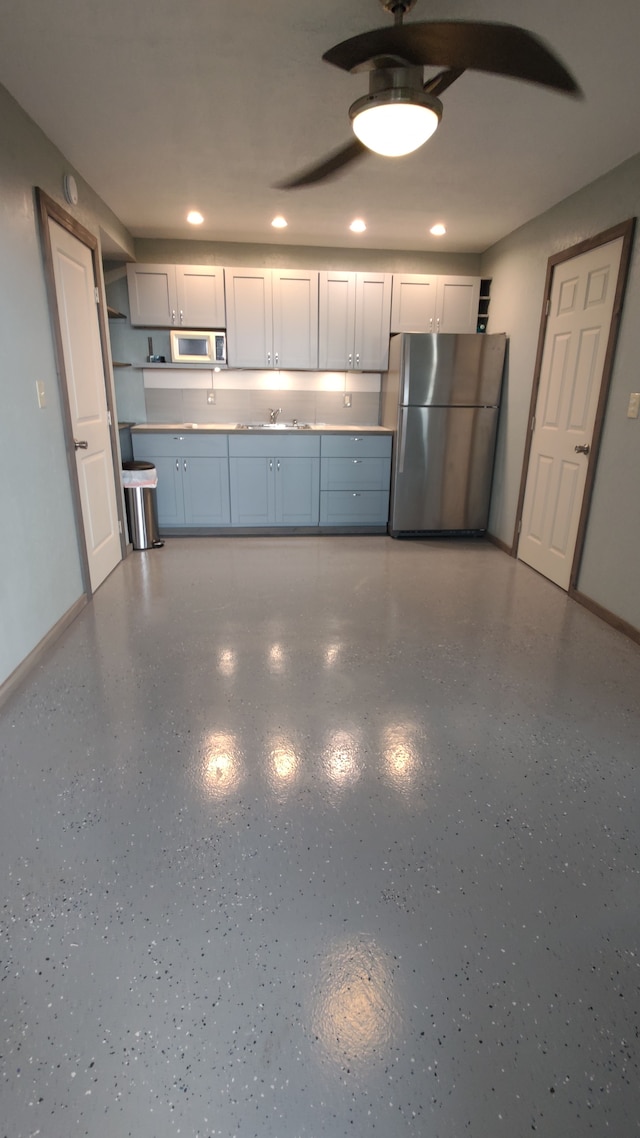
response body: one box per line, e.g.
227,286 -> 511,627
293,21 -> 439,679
320,490 -> 389,526
389,405 -> 499,532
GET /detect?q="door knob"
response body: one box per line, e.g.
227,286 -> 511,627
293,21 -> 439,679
74,439 -> 88,450
574,443 -> 590,455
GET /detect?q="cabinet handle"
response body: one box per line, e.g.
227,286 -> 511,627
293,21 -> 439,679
353,459 -> 362,463
277,460 -> 280,471
353,493 -> 361,497
274,352 -> 279,366
171,309 -> 176,324
176,460 -> 179,472
267,352 -> 271,365
180,310 -> 184,325
269,460 -> 273,472
348,353 -> 353,366
429,316 -> 433,330
183,460 -> 187,472
352,437 -> 363,442
355,353 -> 360,366
436,316 -> 440,329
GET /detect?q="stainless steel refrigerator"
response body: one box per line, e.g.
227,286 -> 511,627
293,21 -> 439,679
381,332 -> 506,535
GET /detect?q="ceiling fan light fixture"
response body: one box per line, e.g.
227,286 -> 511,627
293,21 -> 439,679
350,89 -> 441,158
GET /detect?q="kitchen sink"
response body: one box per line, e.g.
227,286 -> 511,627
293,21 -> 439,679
235,422 -> 312,430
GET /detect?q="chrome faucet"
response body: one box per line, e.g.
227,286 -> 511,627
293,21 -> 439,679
268,407 -> 282,424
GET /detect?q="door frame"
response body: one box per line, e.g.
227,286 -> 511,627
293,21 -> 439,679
510,217 -> 635,594
36,187 -> 126,596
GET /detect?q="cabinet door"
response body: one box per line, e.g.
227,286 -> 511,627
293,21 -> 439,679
153,455 -> 184,525
176,266 -> 226,329
225,269 -> 273,367
127,264 -> 177,326
182,456 -> 231,525
229,457 -> 276,524
275,457 -> 320,525
435,277 -> 481,333
272,270 -> 319,369
318,271 -> 356,370
390,274 -> 438,333
354,273 -> 392,370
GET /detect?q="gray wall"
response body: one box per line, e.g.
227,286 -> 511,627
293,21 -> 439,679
133,238 -> 481,276
0,84 -> 134,687
482,152 -> 640,631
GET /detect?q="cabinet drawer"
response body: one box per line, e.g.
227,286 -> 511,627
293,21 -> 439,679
320,434 -> 392,459
132,432 -> 229,459
320,490 -> 389,526
320,456 -> 390,492
229,434 -> 320,458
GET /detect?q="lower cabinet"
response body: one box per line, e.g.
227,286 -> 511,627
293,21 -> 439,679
229,435 -> 320,526
320,434 -> 392,526
131,429 -> 391,531
132,432 -> 231,527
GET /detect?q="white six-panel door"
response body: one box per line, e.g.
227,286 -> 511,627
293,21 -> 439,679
49,219 -> 122,592
518,237 -> 623,589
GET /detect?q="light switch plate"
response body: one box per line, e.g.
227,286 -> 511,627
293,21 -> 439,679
627,392 -> 640,419
36,380 -> 46,408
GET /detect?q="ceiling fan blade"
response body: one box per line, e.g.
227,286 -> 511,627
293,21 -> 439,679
423,67 -> 465,97
323,21 -> 581,95
274,139 -> 368,190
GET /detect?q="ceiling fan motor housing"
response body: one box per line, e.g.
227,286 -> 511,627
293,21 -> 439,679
349,65 -> 443,125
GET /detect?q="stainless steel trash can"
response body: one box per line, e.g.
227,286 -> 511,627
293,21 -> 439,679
122,461 -> 164,550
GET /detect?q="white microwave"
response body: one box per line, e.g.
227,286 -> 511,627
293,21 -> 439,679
170,329 -> 226,365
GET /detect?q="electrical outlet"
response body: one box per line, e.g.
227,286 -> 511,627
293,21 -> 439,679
36,380 -> 46,408
207,390 -> 216,405
343,392 -> 352,408
627,392 -> 640,419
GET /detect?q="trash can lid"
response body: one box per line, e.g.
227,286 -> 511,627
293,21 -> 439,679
123,460 -> 155,471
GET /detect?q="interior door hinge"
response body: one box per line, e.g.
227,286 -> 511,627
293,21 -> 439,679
545,297 -> 550,316
94,286 -> 100,303
517,518 -> 522,534
107,409 -> 112,426
530,415 -> 536,431
118,519 -> 123,535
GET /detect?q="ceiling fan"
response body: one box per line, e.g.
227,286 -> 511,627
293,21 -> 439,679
277,0 -> 581,189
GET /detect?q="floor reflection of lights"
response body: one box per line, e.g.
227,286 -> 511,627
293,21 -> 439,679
268,643 -> 286,673
217,648 -> 236,677
311,936 -> 399,1067
323,642 -> 342,668
267,737 -> 300,797
202,731 -> 243,797
322,728 -> 361,787
382,723 -> 426,798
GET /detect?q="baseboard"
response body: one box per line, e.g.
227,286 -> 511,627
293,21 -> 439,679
486,532 -> 514,556
0,595 -> 88,710
570,589 -> 640,646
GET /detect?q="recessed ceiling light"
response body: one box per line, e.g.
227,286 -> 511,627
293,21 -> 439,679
430,223 -> 446,236
350,218 -> 367,233
187,210 -> 204,225
271,216 -> 288,229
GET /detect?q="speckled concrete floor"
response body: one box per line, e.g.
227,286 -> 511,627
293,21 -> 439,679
1,537 -> 639,1138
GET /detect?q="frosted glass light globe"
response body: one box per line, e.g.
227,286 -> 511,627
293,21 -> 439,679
352,102 -> 440,157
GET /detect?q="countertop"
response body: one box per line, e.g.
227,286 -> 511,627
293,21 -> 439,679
130,423 -> 392,434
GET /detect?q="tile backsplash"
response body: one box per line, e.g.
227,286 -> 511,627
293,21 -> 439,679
143,387 -> 381,426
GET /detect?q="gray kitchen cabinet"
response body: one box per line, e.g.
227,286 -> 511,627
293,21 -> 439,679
320,433 -> 392,526
126,264 -> 226,328
225,267 -> 319,369
318,270 -> 392,371
390,274 -> 480,334
132,431 -> 231,526
228,434 -> 320,525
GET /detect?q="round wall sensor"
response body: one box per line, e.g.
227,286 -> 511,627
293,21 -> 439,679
63,174 -> 78,206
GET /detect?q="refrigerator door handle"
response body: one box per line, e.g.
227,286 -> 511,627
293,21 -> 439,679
398,407 -> 408,474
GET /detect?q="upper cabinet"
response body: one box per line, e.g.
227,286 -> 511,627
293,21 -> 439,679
390,274 -> 480,334
225,268 -> 319,369
126,264 -> 226,328
319,271 -> 392,371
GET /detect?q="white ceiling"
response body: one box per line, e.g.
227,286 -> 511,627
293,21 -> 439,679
1,0 -> 639,254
